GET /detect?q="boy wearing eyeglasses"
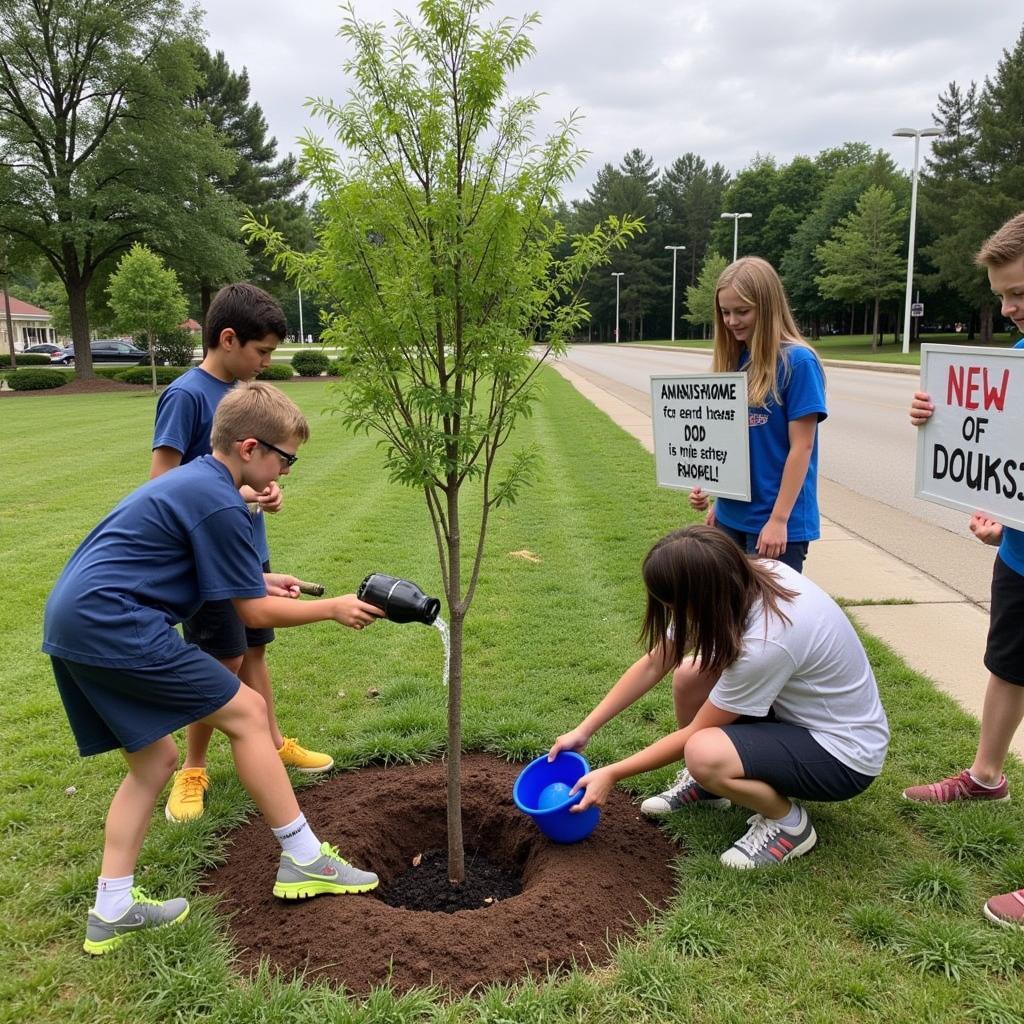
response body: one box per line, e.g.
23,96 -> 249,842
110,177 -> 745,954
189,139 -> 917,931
150,283 -> 332,827
45,383 -> 385,954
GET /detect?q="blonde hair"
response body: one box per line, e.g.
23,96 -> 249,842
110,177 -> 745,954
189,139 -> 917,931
976,212 -> 1024,269
210,381 -> 310,453
711,256 -> 818,407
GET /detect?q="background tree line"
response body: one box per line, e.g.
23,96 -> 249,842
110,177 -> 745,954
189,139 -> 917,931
559,25 -> 1024,347
0,3 -> 1022,375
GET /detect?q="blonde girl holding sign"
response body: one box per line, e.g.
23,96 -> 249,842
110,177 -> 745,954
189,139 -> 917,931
690,257 -> 827,573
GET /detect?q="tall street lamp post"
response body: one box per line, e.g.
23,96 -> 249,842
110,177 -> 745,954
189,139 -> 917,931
611,272 -> 623,343
720,212 -> 752,262
664,245 -> 686,342
893,127 -> 942,355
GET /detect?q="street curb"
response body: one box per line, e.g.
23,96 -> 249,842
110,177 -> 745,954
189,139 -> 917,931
616,344 -> 921,375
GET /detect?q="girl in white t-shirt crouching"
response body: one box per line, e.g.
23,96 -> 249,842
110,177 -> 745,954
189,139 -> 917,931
548,524 -> 889,869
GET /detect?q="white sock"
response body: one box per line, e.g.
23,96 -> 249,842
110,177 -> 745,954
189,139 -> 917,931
94,874 -> 134,920
770,802 -> 803,829
271,813 -> 322,864
968,772 -> 1002,789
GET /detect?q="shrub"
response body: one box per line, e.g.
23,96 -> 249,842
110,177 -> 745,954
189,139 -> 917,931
327,358 -> 347,377
136,326 -> 197,367
0,353 -> 51,367
115,366 -> 190,385
7,368 -> 68,390
291,350 -> 330,376
256,364 -> 293,380
93,366 -> 130,379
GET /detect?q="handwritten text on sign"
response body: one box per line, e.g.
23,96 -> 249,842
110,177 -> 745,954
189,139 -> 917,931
915,345 -> 1024,531
651,373 -> 750,499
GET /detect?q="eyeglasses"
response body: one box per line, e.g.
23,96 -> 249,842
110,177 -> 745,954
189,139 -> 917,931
236,438 -> 298,467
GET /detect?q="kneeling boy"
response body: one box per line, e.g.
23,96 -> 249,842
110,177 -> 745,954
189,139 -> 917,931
43,382 -> 385,955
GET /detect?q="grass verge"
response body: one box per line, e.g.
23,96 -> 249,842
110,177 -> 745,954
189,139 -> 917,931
2,373 -> 1023,1022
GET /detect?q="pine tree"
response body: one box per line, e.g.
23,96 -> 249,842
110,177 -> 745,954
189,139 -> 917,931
816,186 -> 906,348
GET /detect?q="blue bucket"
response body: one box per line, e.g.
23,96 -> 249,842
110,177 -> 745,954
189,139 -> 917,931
512,751 -> 600,843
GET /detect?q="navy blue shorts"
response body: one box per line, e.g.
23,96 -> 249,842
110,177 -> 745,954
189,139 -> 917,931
183,560 -> 274,659
52,649 -> 240,757
719,720 -> 875,802
715,521 -> 810,574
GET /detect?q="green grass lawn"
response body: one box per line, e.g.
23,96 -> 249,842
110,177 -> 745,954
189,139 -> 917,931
623,332 -> 1021,366
3,374 -> 1023,1023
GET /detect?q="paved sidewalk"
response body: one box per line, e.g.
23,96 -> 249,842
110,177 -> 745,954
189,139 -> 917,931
549,356 -> 1023,759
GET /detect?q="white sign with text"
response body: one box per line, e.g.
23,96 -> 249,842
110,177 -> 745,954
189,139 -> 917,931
915,344 -> 1024,531
651,373 -> 750,499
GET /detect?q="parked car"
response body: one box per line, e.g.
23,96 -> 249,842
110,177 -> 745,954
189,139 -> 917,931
22,343 -> 69,363
58,340 -> 155,366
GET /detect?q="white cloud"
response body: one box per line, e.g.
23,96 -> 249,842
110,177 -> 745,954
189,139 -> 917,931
201,0 -> 1022,196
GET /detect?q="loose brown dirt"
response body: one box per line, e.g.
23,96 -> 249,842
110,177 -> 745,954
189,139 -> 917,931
202,754 -> 681,996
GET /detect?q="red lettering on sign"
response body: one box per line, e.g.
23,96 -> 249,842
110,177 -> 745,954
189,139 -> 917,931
947,365 -> 1010,411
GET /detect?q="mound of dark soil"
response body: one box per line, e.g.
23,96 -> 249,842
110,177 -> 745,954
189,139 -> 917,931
202,754 -> 681,995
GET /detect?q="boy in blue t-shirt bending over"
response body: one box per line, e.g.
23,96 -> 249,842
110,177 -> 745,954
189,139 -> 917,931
44,382 -> 385,955
902,211 -> 1024,929
152,283 -> 332,828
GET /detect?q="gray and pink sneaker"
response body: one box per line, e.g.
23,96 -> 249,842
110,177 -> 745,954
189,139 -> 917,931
984,888 -> 1024,928
902,770 -> 1009,804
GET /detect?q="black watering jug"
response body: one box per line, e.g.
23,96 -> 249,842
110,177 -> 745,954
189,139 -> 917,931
357,573 -> 441,625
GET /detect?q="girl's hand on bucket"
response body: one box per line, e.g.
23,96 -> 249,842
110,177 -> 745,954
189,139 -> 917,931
547,727 -> 591,762
570,766 -> 615,812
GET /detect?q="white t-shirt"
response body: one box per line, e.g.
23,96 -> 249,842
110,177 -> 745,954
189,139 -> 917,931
709,562 -> 889,776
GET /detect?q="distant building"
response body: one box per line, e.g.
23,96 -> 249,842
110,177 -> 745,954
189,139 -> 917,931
180,318 -> 202,335
1,295 -> 56,350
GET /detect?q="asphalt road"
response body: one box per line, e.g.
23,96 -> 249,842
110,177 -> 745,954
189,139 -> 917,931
555,344 -> 997,603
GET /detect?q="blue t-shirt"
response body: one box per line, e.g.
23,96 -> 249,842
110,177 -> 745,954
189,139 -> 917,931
43,457 -> 266,668
998,339 -> 1024,576
715,344 -> 828,541
152,366 -> 269,562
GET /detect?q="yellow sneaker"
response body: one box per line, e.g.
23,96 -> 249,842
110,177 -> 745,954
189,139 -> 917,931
277,737 -> 334,774
164,768 -> 210,823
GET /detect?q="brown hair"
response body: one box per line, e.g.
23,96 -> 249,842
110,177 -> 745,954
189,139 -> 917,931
210,381 -> 310,453
205,282 -> 287,350
711,256 -> 819,407
640,525 -> 798,674
976,212 -> 1024,269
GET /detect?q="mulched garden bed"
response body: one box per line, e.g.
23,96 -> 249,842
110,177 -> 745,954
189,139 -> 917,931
202,753 -> 681,996
0,377 -> 146,396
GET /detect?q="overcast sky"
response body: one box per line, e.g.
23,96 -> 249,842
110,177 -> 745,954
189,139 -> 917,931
203,0 -> 1022,198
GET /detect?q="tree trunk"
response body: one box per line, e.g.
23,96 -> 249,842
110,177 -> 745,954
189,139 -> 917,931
445,484 -> 465,885
67,277 -> 95,378
2,280 -> 16,370
979,303 -> 993,344
863,304 -> 869,336
871,297 -> 880,350
446,608 -> 465,884
811,315 -> 820,341
147,329 -> 158,393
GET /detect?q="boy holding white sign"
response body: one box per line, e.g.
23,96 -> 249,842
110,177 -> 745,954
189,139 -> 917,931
902,212 -> 1024,929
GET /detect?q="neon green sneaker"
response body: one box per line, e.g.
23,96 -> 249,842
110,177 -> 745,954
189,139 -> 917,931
273,842 -> 378,899
83,888 -> 189,955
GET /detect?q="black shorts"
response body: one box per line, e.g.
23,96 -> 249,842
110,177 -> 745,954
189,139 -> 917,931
720,720 -> 876,802
52,650 -> 240,756
183,560 -> 274,659
985,555 -> 1024,686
